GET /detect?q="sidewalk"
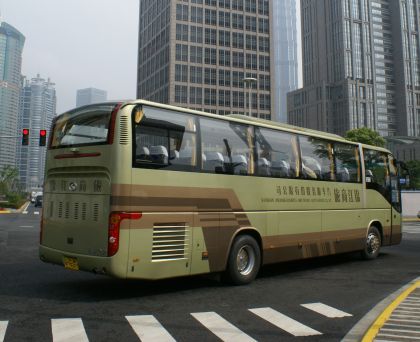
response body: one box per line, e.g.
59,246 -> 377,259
0,201 -> 30,214
343,278 -> 420,341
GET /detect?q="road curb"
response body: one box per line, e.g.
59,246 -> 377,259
341,276 -> 420,342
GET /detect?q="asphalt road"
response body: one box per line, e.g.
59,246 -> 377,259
1,205 -> 419,342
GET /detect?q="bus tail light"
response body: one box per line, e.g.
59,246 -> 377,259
108,212 -> 142,257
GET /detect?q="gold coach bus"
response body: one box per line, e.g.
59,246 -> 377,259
39,100 -> 402,285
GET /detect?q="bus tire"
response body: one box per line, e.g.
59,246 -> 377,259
224,235 -> 261,285
361,226 -> 381,260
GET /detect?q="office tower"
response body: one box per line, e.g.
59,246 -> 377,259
288,0 -> 420,137
17,75 -> 56,191
0,21 -> 25,170
271,0 -> 299,123
76,88 -> 107,107
137,0 -> 272,119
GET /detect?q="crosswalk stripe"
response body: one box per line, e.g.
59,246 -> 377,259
126,315 -> 176,342
51,318 -> 89,342
0,321 -> 8,342
22,211 -> 28,214
301,303 -> 352,318
34,211 -> 40,215
249,307 -> 322,337
191,312 -> 256,342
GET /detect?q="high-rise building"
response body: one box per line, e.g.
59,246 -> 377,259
0,21 -> 25,170
271,0 -> 299,123
288,0 -> 420,137
76,87 -> 107,107
17,75 -> 56,191
137,0 -> 272,119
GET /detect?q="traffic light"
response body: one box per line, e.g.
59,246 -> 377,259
39,129 -> 47,146
22,129 -> 29,146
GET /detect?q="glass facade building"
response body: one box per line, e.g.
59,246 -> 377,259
0,21 -> 25,170
288,0 -> 420,137
76,88 -> 108,108
17,75 -> 56,191
137,0 -> 272,119
271,0 -> 299,123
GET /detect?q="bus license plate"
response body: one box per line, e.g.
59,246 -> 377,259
63,257 -> 79,271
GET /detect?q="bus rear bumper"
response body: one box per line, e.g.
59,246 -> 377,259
39,245 -> 127,278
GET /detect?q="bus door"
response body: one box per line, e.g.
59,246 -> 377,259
388,154 -> 402,244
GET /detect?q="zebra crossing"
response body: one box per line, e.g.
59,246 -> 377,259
0,302 -> 352,341
403,225 -> 420,235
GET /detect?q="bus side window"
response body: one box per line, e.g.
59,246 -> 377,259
299,136 -> 334,181
200,117 -> 254,175
133,106 -> 197,170
364,149 -> 389,199
255,127 -> 298,178
334,143 -> 361,183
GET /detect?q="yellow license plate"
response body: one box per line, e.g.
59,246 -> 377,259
63,257 -> 79,271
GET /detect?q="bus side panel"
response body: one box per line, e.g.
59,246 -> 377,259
127,212 -> 194,280
263,211 -> 322,264
390,207 -> 402,245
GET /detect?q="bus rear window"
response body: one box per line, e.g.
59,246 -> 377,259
50,104 -> 118,148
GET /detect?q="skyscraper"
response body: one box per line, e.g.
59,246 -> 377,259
287,0 -> 420,138
137,0 -> 272,119
271,0 -> 299,123
17,75 -> 56,191
76,87 -> 107,107
0,21 -> 25,169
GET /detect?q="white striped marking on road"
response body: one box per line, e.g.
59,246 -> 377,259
249,307 -> 322,337
34,211 -> 40,215
19,226 -> 33,228
301,303 -> 352,318
126,315 -> 176,342
51,318 -> 89,342
0,321 -> 8,342
191,312 -> 256,342
22,202 -> 30,213
22,211 -> 28,214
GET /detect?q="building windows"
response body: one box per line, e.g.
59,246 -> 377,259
233,52 -> 245,68
176,4 -> 189,21
259,55 -> 270,71
232,13 -> 244,29
245,34 -> 257,50
175,85 -> 188,103
205,28 -> 217,44
245,16 -> 257,32
232,0 -> 244,11
219,30 -> 231,47
205,9 -> 217,25
204,48 -> 217,65
190,66 -> 203,83
190,26 -> 203,43
191,6 -> 203,23
246,53 -> 258,70
219,49 -> 231,67
219,69 -> 231,86
233,32 -> 244,48
204,68 -> 217,85
175,64 -> 188,82
204,88 -> 217,105
190,86 -> 203,104
175,44 -> 188,61
176,24 -> 189,41
219,11 -> 231,27
258,18 -> 269,34
190,46 -> 203,63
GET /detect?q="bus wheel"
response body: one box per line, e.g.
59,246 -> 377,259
361,226 -> 381,260
225,235 -> 261,285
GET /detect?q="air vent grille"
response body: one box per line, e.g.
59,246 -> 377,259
152,224 -> 190,262
119,116 -> 129,145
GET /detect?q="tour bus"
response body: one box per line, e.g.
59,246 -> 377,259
39,100 -> 402,285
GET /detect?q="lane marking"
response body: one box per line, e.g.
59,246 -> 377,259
51,318 -> 89,342
19,226 -> 34,228
22,211 -> 28,215
191,312 -> 256,342
126,315 -> 175,342
362,280 -> 420,342
0,321 -> 8,342
385,322 -> 420,329
376,334 -> 420,340
34,211 -> 40,215
301,303 -> 352,318
249,307 -> 322,337
22,202 -> 30,213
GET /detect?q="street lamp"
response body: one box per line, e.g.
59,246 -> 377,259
243,77 -> 257,117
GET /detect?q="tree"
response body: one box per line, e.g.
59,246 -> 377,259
406,160 -> 420,190
0,165 -> 19,195
344,127 -> 386,147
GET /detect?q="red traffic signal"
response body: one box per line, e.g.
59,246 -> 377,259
22,129 -> 29,146
39,129 -> 47,146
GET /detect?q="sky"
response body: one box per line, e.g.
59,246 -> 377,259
0,0 -> 139,113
